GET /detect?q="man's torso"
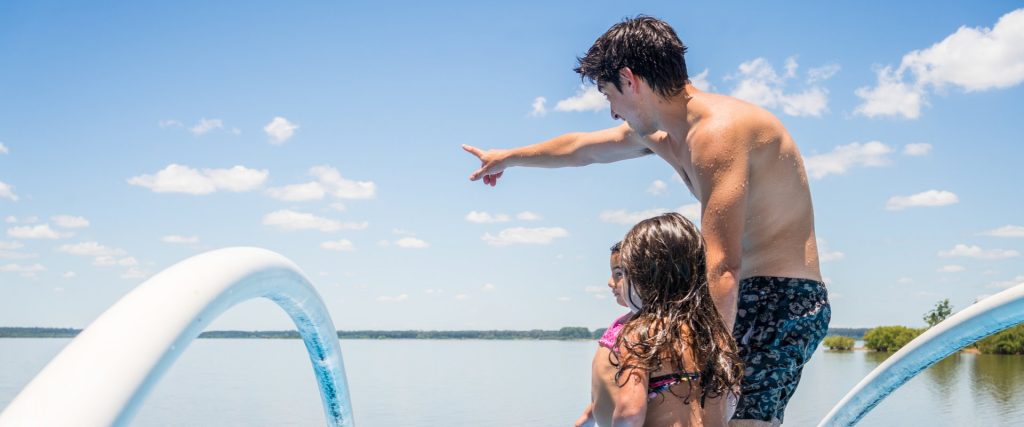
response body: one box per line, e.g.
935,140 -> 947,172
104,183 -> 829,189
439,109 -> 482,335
640,92 -> 822,282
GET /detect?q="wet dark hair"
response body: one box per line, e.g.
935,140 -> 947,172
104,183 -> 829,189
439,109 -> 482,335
575,16 -> 690,99
610,241 -> 622,253
613,213 -> 743,404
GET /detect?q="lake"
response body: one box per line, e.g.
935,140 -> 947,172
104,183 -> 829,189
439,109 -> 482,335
2,339 -> 1022,426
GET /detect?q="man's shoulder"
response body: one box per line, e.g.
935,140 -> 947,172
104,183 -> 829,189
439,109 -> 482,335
695,99 -> 785,150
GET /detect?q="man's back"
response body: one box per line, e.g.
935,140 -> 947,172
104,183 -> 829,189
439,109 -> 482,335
646,89 -> 822,283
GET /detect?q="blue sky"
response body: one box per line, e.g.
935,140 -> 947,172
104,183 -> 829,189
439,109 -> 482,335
1,1 -> 1022,331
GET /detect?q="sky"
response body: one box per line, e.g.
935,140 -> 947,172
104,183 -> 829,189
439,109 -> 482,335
1,1 -> 1022,332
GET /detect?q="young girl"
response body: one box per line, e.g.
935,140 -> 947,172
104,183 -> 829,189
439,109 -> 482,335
577,213 -> 743,427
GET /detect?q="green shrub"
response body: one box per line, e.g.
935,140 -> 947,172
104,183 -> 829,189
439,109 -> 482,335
822,335 -> 855,350
863,326 -> 924,352
977,324 -> 1024,355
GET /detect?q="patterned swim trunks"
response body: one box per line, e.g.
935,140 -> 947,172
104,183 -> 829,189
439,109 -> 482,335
731,276 -> 831,423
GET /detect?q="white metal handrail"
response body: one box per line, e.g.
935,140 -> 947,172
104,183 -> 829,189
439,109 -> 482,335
0,247 -> 354,427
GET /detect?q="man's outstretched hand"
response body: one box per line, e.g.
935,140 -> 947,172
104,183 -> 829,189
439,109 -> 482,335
463,144 -> 506,187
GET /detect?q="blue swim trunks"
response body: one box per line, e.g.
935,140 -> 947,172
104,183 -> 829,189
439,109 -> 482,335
731,276 -> 831,423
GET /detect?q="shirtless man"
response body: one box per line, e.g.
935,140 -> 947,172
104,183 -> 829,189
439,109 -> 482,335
463,17 -> 830,426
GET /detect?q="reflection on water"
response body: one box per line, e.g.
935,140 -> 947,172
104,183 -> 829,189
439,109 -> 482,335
2,339 -> 1024,426
972,353 -> 1024,412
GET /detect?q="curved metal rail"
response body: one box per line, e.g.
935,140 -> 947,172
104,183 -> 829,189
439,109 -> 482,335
0,247 -> 354,427
818,282 -> 1024,426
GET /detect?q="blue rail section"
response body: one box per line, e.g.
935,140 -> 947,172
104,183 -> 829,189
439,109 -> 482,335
818,282 -> 1024,426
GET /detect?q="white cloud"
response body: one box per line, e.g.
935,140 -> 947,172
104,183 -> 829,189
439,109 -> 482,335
529,96 -> 547,117
329,202 -> 347,212
903,143 -> 933,156
395,237 -> 429,249
855,9 -> 1024,119
556,296 -> 571,302
482,227 -> 569,246
7,224 -> 68,239
161,235 -> 199,244
0,263 -> 45,277
0,250 -> 35,260
190,118 -> 223,136
309,166 -> 376,199
818,239 -> 845,262
938,264 -> 966,273
804,141 -> 893,179
728,57 -> 834,117
128,164 -> 268,194
0,181 -> 18,201
903,9 -> 1024,92
0,142 -> 7,154
599,205 -> 701,225
481,283 -> 496,291
267,182 -> 326,201
121,267 -> 150,280
599,208 -> 668,225
554,85 -> 608,112
647,180 -> 668,196
377,294 -> 409,302
51,215 -> 89,229
0,240 -> 22,250
262,210 -> 367,232
268,166 -> 376,201
59,241 -> 137,268
897,277 -> 914,284
4,216 -> 15,223
424,289 -> 444,294
204,166 -> 271,192
454,294 -> 471,301
517,211 -> 542,221
158,119 -> 183,129
989,275 -> 1024,289
59,241 -> 124,257
854,66 -> 926,119
465,211 -> 510,224
676,203 -> 702,223
689,69 -> 713,91
886,190 -> 959,211
94,255 -> 139,267
321,239 -> 355,251
62,271 -> 76,279
807,64 -> 841,83
939,244 -> 1019,260
264,116 -> 299,144
980,225 -> 1024,238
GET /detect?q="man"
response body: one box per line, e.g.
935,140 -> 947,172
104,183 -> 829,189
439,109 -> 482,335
463,16 -> 830,426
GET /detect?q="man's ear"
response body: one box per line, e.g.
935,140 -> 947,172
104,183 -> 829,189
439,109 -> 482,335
620,67 -> 641,94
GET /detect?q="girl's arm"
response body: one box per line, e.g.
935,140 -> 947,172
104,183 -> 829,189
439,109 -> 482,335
611,365 -> 648,426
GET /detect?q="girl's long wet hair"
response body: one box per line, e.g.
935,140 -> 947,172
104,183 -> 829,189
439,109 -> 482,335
613,212 -> 743,403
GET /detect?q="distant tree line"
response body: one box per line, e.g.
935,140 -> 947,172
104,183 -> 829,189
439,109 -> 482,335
821,299 -> 1024,355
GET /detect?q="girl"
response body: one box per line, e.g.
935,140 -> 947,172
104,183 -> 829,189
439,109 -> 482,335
580,213 -> 743,427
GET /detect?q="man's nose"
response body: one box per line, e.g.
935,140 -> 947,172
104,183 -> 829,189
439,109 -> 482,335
610,110 -> 621,120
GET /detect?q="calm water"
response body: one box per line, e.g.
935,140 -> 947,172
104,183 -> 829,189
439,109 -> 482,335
2,339 -> 1023,426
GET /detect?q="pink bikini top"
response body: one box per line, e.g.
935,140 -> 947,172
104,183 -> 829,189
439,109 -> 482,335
598,313 -> 631,350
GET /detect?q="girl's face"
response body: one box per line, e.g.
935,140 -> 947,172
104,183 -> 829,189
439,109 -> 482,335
609,252 -> 627,307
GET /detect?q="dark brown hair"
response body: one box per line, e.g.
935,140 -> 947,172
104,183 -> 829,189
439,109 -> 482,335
575,16 -> 690,99
614,213 -> 743,403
